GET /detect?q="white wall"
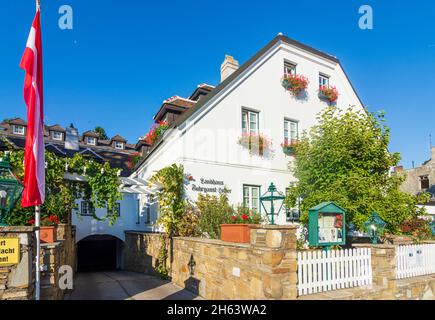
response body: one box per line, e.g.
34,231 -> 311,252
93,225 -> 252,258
135,40 -> 366,226
73,192 -> 152,243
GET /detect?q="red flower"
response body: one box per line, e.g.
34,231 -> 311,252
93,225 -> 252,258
231,216 -> 237,222
241,214 -> 248,221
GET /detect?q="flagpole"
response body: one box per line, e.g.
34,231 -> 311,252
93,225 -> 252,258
35,0 -> 41,301
35,205 -> 41,300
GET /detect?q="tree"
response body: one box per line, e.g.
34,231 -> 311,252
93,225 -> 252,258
285,107 -> 429,233
94,126 -> 109,140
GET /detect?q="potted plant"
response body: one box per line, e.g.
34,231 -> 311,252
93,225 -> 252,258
318,85 -> 339,104
221,207 -> 262,243
237,133 -> 272,156
281,139 -> 298,156
28,214 -> 60,243
281,74 -> 309,97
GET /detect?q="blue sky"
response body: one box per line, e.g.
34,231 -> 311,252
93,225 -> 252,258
0,0 -> 434,168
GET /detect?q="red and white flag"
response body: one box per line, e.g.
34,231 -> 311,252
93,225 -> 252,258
20,7 -> 45,207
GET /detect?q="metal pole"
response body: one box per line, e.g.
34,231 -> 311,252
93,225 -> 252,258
35,205 -> 41,300
270,189 -> 275,225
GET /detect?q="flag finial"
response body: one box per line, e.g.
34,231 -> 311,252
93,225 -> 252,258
36,0 -> 41,10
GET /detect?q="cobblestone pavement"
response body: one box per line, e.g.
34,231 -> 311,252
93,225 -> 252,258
64,271 -> 201,300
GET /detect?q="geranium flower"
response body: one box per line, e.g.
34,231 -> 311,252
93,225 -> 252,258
242,214 -> 248,221
231,216 -> 237,222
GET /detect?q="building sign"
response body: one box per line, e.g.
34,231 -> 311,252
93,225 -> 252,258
191,178 -> 231,194
308,202 -> 346,247
0,238 -> 20,266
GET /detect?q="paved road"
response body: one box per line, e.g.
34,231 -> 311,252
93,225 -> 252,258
64,271 -> 201,300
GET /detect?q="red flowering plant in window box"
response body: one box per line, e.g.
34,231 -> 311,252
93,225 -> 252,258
280,139 -> 298,156
221,207 -> 263,243
237,133 -> 272,156
281,74 -> 309,97
319,85 -> 339,104
144,121 -> 169,145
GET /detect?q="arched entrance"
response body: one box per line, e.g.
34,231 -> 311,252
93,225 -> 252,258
77,235 -> 124,272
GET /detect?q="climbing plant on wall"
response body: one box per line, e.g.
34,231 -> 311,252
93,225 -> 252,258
0,141 -> 123,226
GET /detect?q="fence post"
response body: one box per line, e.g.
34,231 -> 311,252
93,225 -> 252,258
250,225 -> 298,299
356,244 -> 397,298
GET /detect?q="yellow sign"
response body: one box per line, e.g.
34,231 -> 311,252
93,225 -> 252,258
0,238 -> 20,266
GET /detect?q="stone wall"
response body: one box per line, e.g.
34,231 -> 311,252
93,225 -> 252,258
40,224 -> 76,300
0,227 -> 35,300
125,225 -> 299,300
125,227 -> 435,300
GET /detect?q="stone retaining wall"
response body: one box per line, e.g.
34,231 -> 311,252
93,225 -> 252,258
125,225 -> 299,300
124,227 -> 435,300
0,227 -> 35,300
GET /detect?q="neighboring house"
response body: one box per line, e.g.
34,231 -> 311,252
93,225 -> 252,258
397,147 -> 435,217
132,34 -> 367,228
0,118 -> 151,270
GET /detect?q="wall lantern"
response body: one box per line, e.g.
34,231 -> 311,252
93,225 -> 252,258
363,212 -> 386,244
308,202 -> 346,248
188,254 -> 196,276
260,183 -> 285,225
0,154 -> 24,226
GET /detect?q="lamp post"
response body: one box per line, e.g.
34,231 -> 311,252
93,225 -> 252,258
363,212 -> 386,244
0,154 -> 24,226
260,183 -> 285,225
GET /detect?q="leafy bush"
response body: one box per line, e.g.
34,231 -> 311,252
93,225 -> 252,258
196,192 -> 233,239
400,219 -> 433,243
178,202 -> 200,237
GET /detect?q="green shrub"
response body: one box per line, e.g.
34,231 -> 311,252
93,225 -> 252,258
197,191 -> 233,239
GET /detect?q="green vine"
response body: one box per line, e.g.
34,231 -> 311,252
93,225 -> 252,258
0,142 -> 122,226
150,164 -> 186,279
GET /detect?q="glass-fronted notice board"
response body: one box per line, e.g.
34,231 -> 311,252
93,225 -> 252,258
318,212 -> 343,244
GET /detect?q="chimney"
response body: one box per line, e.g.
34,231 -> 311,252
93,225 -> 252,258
432,146 -> 435,161
65,123 -> 79,151
220,54 -> 239,82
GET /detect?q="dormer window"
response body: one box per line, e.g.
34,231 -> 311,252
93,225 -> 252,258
51,131 -> 63,141
86,137 -> 97,146
115,141 -> 124,150
13,125 -> 25,135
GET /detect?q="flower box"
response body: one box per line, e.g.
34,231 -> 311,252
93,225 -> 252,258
220,224 -> 252,243
318,85 -> 339,104
282,74 -> 309,97
237,133 -> 272,156
40,226 -> 57,243
281,140 -> 298,156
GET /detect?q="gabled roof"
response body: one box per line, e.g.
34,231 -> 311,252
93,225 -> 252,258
136,34 -> 361,171
82,130 -> 99,138
47,124 -> 66,132
309,201 -> 346,212
8,118 -> 26,126
111,135 -> 127,143
189,83 -> 215,101
153,96 -> 197,121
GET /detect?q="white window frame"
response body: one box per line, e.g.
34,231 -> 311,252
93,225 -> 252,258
51,131 -> 63,141
13,125 -> 25,135
242,109 -> 259,135
284,119 -> 298,143
114,141 -> 124,150
81,201 -> 95,217
319,73 -> 330,89
86,136 -> 97,146
243,185 -> 261,213
284,60 -> 297,76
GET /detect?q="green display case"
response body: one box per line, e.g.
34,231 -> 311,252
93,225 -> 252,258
308,202 -> 346,247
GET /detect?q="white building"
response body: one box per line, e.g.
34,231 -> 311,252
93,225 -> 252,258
133,34 -> 366,227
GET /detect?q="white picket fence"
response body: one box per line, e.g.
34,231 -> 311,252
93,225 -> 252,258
297,248 -> 372,296
396,244 -> 435,279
